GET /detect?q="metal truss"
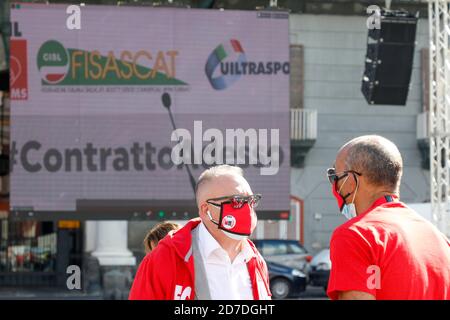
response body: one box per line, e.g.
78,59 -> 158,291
429,0 -> 450,236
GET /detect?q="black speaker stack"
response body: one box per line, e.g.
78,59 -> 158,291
361,10 -> 418,106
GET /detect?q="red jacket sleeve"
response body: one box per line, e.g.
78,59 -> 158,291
129,253 -> 157,300
327,228 -> 377,300
128,246 -> 174,300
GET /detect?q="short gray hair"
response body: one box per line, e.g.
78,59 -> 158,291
195,165 -> 244,203
343,135 -> 403,191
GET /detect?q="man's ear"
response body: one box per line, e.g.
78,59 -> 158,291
350,172 -> 360,189
198,202 -> 208,219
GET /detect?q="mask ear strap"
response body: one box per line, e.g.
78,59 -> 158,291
342,192 -> 352,201
351,173 -> 359,203
338,175 -> 356,203
338,175 -> 350,194
207,210 -> 219,226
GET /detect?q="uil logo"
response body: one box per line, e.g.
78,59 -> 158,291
205,39 -> 247,90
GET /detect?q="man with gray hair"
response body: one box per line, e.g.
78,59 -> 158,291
326,135 -> 450,300
129,164 -> 271,300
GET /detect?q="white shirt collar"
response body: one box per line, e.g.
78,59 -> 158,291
198,222 -> 222,260
197,222 -> 255,263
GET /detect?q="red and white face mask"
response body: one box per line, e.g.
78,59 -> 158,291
208,202 -> 257,241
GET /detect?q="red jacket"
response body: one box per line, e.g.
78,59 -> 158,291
129,218 -> 272,300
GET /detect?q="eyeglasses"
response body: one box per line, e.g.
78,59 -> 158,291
327,167 -> 361,184
206,194 -> 262,209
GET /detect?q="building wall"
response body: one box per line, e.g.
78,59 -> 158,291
289,14 -> 430,253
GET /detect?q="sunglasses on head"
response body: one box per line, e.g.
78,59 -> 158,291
327,167 -> 361,184
206,194 -> 262,209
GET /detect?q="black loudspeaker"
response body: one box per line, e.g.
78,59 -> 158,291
361,11 -> 418,106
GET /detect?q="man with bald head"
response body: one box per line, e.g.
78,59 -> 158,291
327,135 -> 450,300
129,165 -> 271,300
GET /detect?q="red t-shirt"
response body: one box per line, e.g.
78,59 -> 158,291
327,196 -> 450,300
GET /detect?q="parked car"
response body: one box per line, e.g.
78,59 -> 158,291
253,239 -> 312,274
266,261 -> 307,299
307,248 -> 331,291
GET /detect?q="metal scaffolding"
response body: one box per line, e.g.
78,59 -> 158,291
429,0 -> 450,237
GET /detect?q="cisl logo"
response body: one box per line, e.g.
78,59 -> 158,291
10,39 -> 28,100
37,40 -> 70,84
35,40 -> 187,86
